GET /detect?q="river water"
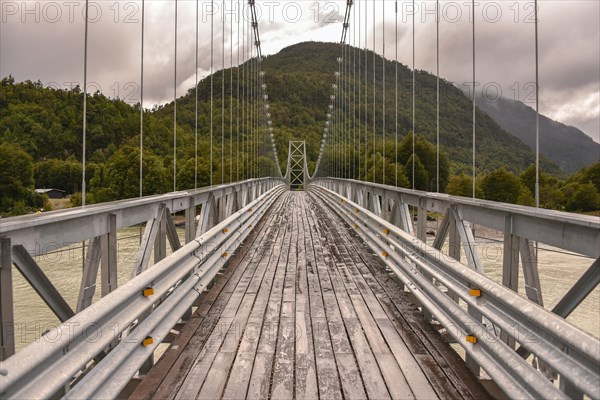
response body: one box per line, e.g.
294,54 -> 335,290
9,227 -> 599,352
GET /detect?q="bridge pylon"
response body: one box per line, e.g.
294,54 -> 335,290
285,141 -> 308,190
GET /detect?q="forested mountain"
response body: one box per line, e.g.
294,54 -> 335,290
475,96 -> 600,173
262,42 -> 560,177
1,41 -> 598,215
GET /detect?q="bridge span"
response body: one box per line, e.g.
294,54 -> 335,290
0,177 -> 598,399
130,191 -> 488,400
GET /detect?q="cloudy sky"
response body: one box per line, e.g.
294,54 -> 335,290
1,0 -> 599,141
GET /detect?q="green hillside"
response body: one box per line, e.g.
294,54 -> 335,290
2,41 -> 598,215
261,42 -> 560,176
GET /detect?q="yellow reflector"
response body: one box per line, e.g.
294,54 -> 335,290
381,251 -> 388,257
382,228 -> 389,235
469,289 -> 481,297
142,287 -> 154,297
142,337 -> 154,347
223,252 -> 229,257
222,228 -> 229,233
466,335 -> 477,344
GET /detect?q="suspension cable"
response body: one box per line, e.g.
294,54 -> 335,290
436,0 -> 440,192
210,1 -> 214,186
222,0 -> 225,184
230,0 -> 233,183
194,0 -> 198,189
173,0 -> 178,192
241,12 -> 245,179
353,3 -> 357,179
358,0 -> 362,179
534,0 -> 540,208
382,0 -> 386,184
237,0 -> 240,181
82,0 -> 89,206
140,0 -> 145,196
372,0 -> 375,183
472,0 -> 476,199
364,0 -> 368,178
395,0 -> 398,186
412,0 -> 416,190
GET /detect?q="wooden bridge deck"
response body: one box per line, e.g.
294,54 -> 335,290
130,191 -> 489,400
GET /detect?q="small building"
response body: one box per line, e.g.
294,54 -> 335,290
35,188 -> 66,199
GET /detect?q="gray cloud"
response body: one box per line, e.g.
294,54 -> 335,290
1,0 -> 598,141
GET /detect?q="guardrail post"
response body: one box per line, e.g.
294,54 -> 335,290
417,197 -> 427,242
519,238 -> 544,305
0,237 -> 15,360
501,216 -> 519,349
432,210 -> 450,250
132,205 -> 166,277
371,192 -> 382,217
76,236 -> 102,312
101,214 -> 118,296
217,195 -> 227,223
154,213 -> 167,263
185,200 -> 196,244
198,195 -> 217,236
165,211 -> 182,251
356,186 -> 364,207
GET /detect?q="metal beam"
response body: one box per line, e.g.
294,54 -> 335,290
11,245 -> 74,322
417,197 -> 427,242
101,214 -> 117,296
520,238 -> 544,306
132,204 -> 166,277
154,213 -> 167,264
165,210 -> 182,252
315,178 -> 600,258
0,237 -> 15,360
184,200 -> 196,244
432,210 -> 450,250
76,236 -> 102,312
451,206 -> 484,273
198,195 -> 217,236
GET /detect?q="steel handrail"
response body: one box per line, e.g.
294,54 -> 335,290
310,184 -> 600,400
0,184 -> 285,399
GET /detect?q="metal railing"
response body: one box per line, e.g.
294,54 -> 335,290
0,181 -> 285,399
310,179 -> 600,399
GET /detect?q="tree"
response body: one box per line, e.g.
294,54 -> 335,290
446,174 -> 474,197
90,146 -> 169,202
565,182 -> 600,212
365,153 -> 410,187
404,154 -> 429,191
520,164 -> 547,195
579,162 -> 600,193
481,168 -> 523,204
398,133 -> 450,191
34,158 -> 82,194
0,142 -> 46,214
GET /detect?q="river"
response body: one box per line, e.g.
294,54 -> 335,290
9,226 -> 599,352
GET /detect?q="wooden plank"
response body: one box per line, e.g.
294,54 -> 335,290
270,197 -> 299,400
246,194 -> 295,398
311,194 -> 433,399
301,194 -> 343,400
136,191 -> 491,400
294,196 -> 319,400
144,195 -> 287,400
322,194 -> 490,400
221,196 -> 291,400
177,197 -> 288,399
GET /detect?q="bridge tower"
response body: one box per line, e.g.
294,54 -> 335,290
287,141 -> 307,190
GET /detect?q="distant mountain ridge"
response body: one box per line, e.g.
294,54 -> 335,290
475,96 -> 599,173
